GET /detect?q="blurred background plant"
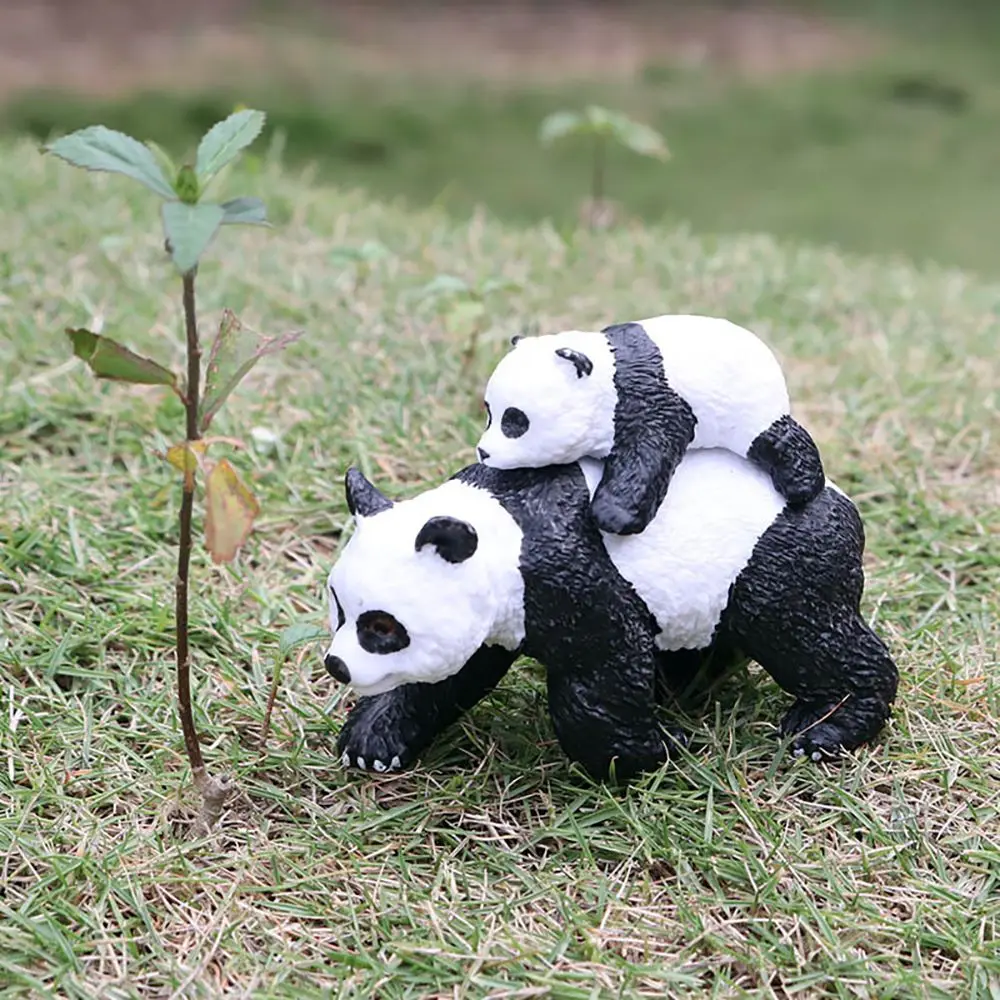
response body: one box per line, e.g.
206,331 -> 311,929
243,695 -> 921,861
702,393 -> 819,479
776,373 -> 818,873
4,0 -> 1000,272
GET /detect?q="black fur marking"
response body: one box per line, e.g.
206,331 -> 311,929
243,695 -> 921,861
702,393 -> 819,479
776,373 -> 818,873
747,414 -> 826,507
345,467 -> 393,518
591,322 -> 697,536
415,515 -> 479,564
357,610 -> 411,655
456,463 -> 675,781
555,347 -> 593,378
484,401 -> 493,429
501,407 -> 530,439
337,643 -> 517,770
720,487 -> 898,756
325,653 -> 351,684
330,585 -> 346,629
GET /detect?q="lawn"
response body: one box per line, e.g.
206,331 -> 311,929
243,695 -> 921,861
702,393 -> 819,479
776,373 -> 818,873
1,136 -> 999,997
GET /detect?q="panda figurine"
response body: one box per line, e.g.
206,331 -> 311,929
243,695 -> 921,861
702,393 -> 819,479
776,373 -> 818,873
322,451 -> 897,782
476,314 -> 827,536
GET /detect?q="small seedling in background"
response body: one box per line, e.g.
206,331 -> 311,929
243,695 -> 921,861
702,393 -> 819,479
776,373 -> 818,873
416,273 -> 521,374
47,110 -> 302,834
538,105 -> 669,230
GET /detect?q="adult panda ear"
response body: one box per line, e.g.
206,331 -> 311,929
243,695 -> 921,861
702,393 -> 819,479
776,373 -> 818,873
555,347 -> 593,378
345,467 -> 393,518
415,516 -> 479,564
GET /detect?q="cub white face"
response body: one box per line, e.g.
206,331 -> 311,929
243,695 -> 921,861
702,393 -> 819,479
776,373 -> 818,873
325,476 -> 525,697
477,331 -> 617,469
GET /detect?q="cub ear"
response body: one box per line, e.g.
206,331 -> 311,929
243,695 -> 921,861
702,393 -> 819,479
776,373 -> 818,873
415,516 -> 479,564
345,467 -> 393,518
555,347 -> 593,378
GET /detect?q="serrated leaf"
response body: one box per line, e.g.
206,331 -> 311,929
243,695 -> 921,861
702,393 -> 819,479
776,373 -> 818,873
204,458 -> 260,564
45,126 -> 176,199
220,197 -> 269,226
195,109 -> 266,184
200,311 -> 303,432
539,110 -> 586,144
161,201 -> 225,274
66,327 -> 178,388
278,623 -> 330,658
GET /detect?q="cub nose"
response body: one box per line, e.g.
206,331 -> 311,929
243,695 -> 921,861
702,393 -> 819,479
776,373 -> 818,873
324,653 -> 351,684
477,447 -> 490,462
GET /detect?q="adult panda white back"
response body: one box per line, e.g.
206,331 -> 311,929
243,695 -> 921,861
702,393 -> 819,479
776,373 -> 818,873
579,448 -> 786,651
636,314 -> 791,455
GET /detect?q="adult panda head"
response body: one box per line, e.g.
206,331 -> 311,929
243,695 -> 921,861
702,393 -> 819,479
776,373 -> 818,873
324,468 -> 525,697
477,331 -> 618,468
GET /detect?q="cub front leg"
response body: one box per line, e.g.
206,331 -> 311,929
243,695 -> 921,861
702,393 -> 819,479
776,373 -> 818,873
747,414 -> 826,507
337,644 -> 517,773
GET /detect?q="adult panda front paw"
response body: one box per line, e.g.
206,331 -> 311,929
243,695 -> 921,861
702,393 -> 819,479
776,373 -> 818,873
336,696 -> 423,775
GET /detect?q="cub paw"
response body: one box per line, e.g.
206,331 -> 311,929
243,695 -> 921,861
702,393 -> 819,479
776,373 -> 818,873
590,495 -> 647,536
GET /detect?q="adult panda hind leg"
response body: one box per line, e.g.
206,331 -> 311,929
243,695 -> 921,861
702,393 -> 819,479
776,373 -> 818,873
746,414 -> 826,507
721,487 -> 899,759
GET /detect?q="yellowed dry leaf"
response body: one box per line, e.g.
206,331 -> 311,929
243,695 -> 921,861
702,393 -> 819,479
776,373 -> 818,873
204,458 -> 260,564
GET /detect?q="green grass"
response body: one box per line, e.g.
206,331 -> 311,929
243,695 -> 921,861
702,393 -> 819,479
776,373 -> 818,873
2,137 -> 999,997
8,7 -> 1000,275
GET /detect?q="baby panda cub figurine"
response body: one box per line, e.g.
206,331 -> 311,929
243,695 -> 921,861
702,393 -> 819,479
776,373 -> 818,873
476,314 -> 826,535
323,451 -> 898,782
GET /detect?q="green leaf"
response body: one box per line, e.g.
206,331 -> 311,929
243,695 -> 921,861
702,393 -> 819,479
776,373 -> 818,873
174,165 -> 200,205
204,458 -> 260,564
220,197 -> 269,226
418,274 -> 473,302
329,240 -> 391,265
278,623 -> 330,658
45,125 -> 176,199
608,116 -> 669,160
480,277 -> 522,295
445,299 -> 486,335
146,140 -> 178,186
539,110 -> 586,144
161,201 -> 225,274
66,328 -> 178,388
195,109 -> 266,184
200,310 -> 303,432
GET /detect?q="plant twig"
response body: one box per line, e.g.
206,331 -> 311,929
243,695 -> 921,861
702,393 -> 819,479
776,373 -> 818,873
591,132 -> 605,207
176,269 -> 207,785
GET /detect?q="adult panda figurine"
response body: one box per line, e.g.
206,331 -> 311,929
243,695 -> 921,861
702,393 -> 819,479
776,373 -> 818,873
322,452 -> 897,782
475,314 -> 826,535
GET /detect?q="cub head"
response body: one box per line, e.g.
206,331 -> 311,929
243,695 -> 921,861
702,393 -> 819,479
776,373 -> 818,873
477,331 -> 617,469
323,468 -> 524,696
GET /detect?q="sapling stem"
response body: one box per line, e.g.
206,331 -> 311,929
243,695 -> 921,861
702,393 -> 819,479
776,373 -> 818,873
176,270 -> 206,785
592,133 -> 606,206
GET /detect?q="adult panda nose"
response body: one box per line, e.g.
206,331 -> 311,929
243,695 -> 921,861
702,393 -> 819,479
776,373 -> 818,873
324,653 -> 351,684
477,447 -> 490,462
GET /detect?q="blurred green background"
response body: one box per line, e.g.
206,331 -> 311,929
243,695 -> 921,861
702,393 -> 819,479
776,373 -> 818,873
5,0 -> 1000,273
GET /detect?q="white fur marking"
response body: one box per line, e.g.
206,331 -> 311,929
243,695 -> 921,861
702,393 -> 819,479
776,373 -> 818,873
328,479 -> 525,694
594,449 -> 786,652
